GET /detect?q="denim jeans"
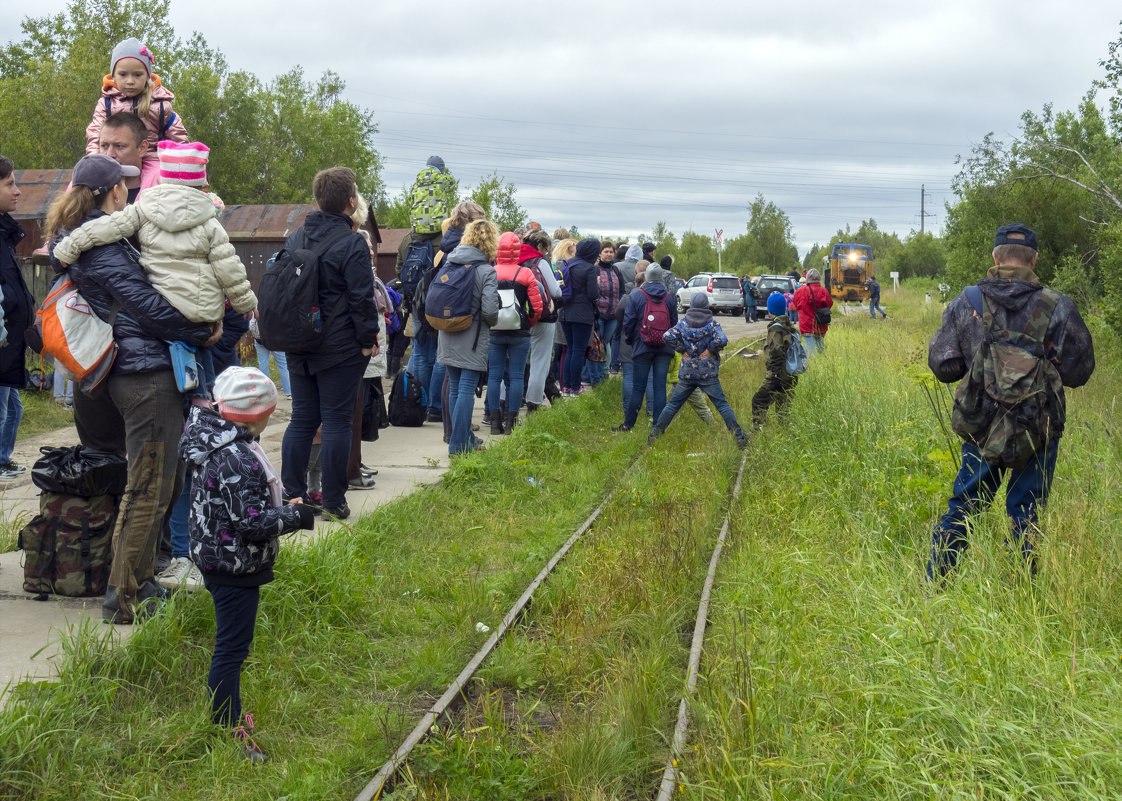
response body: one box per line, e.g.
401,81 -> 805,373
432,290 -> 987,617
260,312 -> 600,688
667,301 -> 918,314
561,322 -> 592,392
281,356 -> 365,509
803,334 -> 825,356
447,366 -> 482,454
926,440 -> 1059,581
624,352 -> 672,427
870,299 -> 886,318
0,385 -> 23,463
205,581 -> 260,727
487,335 -> 531,413
407,332 -> 441,410
620,361 -> 655,416
654,377 -> 743,436
256,343 -> 291,396
169,476 -> 191,558
609,319 -> 623,372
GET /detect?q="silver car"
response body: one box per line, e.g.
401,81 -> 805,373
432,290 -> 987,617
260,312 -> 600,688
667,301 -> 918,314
676,273 -> 744,314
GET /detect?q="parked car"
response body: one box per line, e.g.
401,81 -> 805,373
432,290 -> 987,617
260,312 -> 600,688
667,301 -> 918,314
754,274 -> 798,318
676,272 -> 744,314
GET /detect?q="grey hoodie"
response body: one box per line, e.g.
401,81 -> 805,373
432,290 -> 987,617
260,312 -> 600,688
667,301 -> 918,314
435,244 -> 500,373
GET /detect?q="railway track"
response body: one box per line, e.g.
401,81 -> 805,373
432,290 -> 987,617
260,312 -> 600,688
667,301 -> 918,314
351,441 -> 750,800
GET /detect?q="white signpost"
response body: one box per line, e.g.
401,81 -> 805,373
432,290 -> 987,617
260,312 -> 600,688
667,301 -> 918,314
890,271 -> 900,292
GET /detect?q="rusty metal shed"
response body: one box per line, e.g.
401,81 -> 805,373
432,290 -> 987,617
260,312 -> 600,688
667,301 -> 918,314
10,169 -> 409,300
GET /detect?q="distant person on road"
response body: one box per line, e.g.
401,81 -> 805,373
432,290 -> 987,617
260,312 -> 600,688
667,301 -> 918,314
867,275 -> 887,319
751,292 -> 800,426
180,366 -> 315,762
925,223 -> 1094,583
790,268 -> 833,355
649,294 -> 747,448
741,274 -> 758,322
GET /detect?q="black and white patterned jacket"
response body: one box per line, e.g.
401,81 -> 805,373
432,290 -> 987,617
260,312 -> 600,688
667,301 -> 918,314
178,406 -> 313,586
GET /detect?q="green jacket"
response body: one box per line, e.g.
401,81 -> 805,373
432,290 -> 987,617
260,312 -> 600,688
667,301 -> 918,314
765,315 -> 799,376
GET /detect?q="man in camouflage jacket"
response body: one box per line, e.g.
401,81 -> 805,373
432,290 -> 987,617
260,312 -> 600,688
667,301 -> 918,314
926,223 -> 1094,582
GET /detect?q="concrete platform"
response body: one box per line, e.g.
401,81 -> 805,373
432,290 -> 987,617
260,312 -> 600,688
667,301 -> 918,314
0,390 -> 491,702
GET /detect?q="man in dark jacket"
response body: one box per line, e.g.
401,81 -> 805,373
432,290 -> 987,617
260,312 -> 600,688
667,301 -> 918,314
0,156 -> 35,478
926,223 -> 1095,583
280,167 -> 380,520
557,238 -> 601,395
867,275 -> 886,318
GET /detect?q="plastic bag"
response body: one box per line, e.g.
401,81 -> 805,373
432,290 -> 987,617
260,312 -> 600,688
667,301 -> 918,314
31,445 -> 128,498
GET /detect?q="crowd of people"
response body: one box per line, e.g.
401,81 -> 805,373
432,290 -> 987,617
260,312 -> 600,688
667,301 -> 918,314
0,35 -> 1100,763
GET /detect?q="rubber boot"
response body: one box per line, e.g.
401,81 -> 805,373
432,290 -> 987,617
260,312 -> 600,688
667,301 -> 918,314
503,411 -> 518,435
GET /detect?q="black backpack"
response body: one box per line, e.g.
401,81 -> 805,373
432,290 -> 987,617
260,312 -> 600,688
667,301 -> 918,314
257,227 -> 351,352
400,239 -> 434,313
388,370 -> 427,427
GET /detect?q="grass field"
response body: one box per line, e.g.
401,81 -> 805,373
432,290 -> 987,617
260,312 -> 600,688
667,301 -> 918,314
1,284 -> 1118,800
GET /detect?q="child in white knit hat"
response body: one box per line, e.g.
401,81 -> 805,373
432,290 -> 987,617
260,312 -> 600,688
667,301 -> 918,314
178,366 -> 315,762
53,139 -> 255,393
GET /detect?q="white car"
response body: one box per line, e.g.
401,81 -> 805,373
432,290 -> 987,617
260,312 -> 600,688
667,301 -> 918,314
676,273 -> 744,314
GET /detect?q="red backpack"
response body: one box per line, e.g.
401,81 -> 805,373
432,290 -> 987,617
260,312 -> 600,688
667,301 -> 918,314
638,289 -> 672,344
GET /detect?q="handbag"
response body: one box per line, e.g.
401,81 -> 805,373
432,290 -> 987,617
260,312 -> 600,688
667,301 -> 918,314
167,340 -> 199,393
808,285 -> 831,327
31,278 -> 118,392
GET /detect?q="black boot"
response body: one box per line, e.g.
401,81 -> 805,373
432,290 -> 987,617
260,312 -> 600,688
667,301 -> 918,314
489,409 -> 504,435
525,401 -> 540,414
503,411 -> 518,434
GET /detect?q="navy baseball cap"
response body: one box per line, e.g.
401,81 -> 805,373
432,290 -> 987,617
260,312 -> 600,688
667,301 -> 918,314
72,154 -> 140,197
994,223 -> 1037,251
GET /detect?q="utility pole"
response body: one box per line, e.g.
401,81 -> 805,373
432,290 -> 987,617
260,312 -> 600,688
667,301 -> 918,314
919,185 -> 937,233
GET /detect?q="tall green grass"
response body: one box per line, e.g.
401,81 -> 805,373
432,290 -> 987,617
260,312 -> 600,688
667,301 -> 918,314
682,289 -> 1122,799
0,392 -> 646,801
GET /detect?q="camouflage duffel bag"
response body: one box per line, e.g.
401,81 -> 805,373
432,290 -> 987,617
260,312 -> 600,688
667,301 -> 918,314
19,492 -> 117,597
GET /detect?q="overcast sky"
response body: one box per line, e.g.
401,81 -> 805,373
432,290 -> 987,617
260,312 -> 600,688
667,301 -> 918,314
5,1 -> 1119,254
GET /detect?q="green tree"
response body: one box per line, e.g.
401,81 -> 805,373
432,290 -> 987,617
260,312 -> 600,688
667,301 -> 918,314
468,171 -> 525,232
0,0 -> 383,204
676,230 -> 717,276
745,193 -> 798,272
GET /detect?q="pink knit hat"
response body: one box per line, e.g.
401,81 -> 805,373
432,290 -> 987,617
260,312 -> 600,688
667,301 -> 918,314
213,367 -> 277,423
157,140 -> 209,187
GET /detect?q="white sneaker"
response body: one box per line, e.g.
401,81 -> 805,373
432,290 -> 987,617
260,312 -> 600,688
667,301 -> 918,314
157,557 -> 192,590
182,563 -> 204,592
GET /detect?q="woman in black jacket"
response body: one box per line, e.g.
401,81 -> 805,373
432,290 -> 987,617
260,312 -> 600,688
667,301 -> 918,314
46,154 -> 218,624
557,237 -> 601,396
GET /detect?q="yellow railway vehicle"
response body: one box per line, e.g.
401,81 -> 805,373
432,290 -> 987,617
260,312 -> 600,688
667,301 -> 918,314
826,243 -> 873,303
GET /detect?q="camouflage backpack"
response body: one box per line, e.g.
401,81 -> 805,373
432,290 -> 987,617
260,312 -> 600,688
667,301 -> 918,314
408,166 -> 454,234
19,492 -> 116,597
950,285 -> 1065,469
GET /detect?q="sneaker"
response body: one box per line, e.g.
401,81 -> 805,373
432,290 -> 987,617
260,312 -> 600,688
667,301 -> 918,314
323,502 -> 350,521
359,464 -> 378,477
234,714 -> 268,763
0,462 -> 25,480
157,557 -> 193,591
611,424 -> 632,433
736,432 -> 750,450
183,563 -> 204,591
425,408 -> 443,423
348,475 -> 375,490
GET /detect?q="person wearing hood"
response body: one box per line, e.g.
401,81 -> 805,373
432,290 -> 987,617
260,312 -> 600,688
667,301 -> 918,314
926,223 -> 1094,584
790,267 -> 833,355
751,292 -> 800,428
591,240 -> 627,383
437,219 -> 500,454
179,366 -> 316,762
276,168 -> 380,521
486,231 -> 543,433
614,264 -> 678,431
557,237 -> 602,396
610,243 -> 643,373
521,229 -> 563,411
45,154 -> 219,622
649,294 -> 747,448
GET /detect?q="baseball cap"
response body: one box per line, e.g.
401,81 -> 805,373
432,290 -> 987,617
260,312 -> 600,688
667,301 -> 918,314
71,154 -> 140,197
994,223 -> 1037,251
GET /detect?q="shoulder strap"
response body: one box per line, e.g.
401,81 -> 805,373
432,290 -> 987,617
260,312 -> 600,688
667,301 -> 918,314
104,96 -> 111,116
1024,288 -> 1061,343
963,285 -> 984,317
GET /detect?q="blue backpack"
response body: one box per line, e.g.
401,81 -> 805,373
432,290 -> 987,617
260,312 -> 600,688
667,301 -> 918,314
425,260 -> 479,333
558,259 -> 575,303
771,321 -> 808,375
400,239 -> 434,311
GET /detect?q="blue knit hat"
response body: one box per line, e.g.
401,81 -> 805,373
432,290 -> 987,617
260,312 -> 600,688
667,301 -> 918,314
767,291 -> 787,316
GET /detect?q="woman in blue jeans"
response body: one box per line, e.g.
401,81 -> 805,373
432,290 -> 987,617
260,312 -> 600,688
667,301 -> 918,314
487,232 -> 543,433
436,220 -> 500,454
615,267 -> 678,431
557,238 -> 602,395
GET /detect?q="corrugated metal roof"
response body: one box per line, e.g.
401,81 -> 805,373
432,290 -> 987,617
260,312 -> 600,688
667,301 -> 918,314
217,204 -> 316,240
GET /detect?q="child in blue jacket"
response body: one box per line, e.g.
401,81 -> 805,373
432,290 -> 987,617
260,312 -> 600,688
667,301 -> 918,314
648,294 -> 748,448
